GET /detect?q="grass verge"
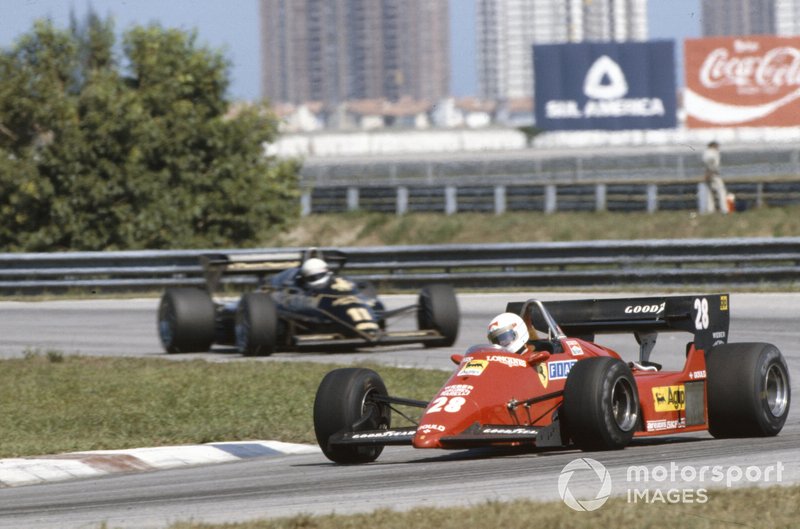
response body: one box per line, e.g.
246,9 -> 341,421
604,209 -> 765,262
266,206 -> 800,247
0,353 -> 447,458
168,484 -> 800,529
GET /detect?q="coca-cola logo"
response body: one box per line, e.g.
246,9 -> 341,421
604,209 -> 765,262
699,44 -> 800,93
685,36 -> 800,127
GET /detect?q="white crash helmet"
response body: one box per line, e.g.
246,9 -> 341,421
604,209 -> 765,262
487,312 -> 529,354
301,257 -> 331,288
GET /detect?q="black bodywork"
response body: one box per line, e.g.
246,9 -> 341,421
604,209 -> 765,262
159,249 -> 458,354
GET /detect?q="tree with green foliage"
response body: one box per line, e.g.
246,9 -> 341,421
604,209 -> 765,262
0,14 -> 299,251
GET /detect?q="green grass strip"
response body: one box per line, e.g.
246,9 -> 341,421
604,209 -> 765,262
0,353 -> 447,458
168,484 -> 800,529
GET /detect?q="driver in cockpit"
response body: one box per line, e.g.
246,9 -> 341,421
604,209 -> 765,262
487,312 -> 535,355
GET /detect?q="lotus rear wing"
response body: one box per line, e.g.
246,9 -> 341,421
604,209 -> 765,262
506,294 -> 730,353
201,249 -> 347,291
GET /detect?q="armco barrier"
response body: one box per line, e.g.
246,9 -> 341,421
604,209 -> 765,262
0,238 -> 798,294
302,179 -> 800,215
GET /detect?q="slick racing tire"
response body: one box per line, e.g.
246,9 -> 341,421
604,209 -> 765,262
314,368 -> 391,464
235,293 -> 278,357
158,288 -> 215,354
417,284 -> 459,347
562,357 -> 639,450
706,343 -> 790,438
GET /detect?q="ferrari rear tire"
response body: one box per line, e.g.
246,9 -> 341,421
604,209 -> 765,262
235,293 -> 278,357
158,288 -> 215,354
562,357 -> 639,450
706,342 -> 790,438
313,368 -> 391,464
417,284 -> 459,347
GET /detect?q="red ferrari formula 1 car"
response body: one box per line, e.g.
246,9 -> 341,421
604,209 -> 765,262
313,294 -> 791,463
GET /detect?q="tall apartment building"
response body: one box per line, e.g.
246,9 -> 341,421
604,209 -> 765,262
701,0 -> 800,36
260,0 -> 449,105
477,0 -> 647,100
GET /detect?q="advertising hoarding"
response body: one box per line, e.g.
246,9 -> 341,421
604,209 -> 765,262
533,41 -> 677,131
684,36 -> 800,128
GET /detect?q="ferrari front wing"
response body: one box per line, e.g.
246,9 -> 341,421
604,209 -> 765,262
330,421 -> 563,450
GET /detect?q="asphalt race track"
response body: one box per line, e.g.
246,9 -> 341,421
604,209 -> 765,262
0,292 -> 798,528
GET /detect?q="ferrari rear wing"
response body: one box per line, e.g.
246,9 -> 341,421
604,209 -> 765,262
201,248 -> 347,291
506,294 -> 730,353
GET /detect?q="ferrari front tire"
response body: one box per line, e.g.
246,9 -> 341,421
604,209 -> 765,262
157,288 -> 215,354
417,284 -> 459,347
235,293 -> 278,357
562,357 -> 639,450
313,368 -> 391,464
706,342 -> 790,438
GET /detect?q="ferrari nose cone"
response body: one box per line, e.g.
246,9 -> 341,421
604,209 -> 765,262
413,424 -> 445,448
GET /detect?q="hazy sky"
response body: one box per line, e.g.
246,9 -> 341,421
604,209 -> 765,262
0,0 -> 701,101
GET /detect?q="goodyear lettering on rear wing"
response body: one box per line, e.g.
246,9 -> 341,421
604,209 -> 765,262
624,302 -> 665,314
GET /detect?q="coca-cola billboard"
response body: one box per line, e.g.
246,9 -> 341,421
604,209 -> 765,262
685,36 -> 800,128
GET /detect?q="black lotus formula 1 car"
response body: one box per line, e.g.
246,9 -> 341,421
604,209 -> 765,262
157,249 -> 459,356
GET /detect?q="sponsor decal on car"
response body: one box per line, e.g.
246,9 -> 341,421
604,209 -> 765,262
481,427 -> 538,435
350,430 -> 414,439
332,296 -> 361,306
652,385 -> 686,412
646,417 -> 686,431
537,363 -> 549,388
720,295 -> 728,311
566,340 -> 584,356
548,360 -> 578,380
458,359 -> 488,377
417,424 -> 446,434
688,370 -> 706,380
624,302 -> 665,314
331,277 -> 354,292
440,384 -> 474,397
486,355 -> 528,368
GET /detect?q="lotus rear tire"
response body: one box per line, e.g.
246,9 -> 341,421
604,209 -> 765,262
158,288 -> 215,354
235,293 -> 278,357
313,368 -> 391,464
562,357 -> 639,450
706,342 -> 790,438
417,284 -> 459,347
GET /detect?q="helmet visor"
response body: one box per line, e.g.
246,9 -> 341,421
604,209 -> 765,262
490,327 -> 518,347
305,271 -> 328,283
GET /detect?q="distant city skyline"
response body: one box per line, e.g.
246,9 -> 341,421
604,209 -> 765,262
0,0 -> 703,101
260,0 -> 449,105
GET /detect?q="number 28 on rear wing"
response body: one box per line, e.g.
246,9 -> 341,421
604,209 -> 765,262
506,294 -> 730,352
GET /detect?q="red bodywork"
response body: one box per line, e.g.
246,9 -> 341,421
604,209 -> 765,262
330,295 -> 730,452
413,338 -> 710,449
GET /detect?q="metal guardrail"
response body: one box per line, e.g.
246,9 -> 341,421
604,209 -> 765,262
0,238 -> 798,294
302,179 -> 800,215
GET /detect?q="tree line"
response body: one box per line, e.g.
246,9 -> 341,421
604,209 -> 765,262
0,13 -> 299,251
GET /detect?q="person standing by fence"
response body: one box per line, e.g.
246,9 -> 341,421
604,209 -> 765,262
701,141 -> 729,214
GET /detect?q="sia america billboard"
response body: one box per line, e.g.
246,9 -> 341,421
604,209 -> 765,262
533,41 -> 677,131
